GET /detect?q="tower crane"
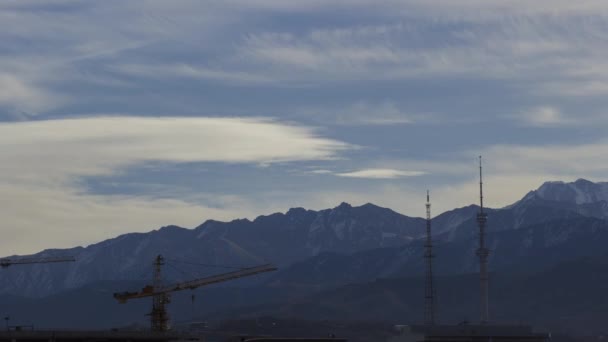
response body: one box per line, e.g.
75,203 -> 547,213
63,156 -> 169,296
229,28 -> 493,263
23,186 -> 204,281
113,255 -> 277,332
0,256 -> 76,268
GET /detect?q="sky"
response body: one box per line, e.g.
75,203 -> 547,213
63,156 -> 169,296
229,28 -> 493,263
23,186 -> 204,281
2,0 -> 608,254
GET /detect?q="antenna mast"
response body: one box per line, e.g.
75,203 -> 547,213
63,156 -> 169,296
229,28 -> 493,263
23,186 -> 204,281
476,156 -> 490,324
424,190 -> 436,326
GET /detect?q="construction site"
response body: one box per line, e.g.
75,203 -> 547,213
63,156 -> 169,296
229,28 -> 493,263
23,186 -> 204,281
0,158 -> 550,342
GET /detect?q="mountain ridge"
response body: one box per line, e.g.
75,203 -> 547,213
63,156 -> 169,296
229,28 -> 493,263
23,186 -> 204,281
3,178 -> 608,299
0,202 -> 426,297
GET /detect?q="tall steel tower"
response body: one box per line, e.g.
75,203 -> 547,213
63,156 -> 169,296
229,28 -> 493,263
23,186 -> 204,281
424,190 -> 436,326
476,156 -> 490,324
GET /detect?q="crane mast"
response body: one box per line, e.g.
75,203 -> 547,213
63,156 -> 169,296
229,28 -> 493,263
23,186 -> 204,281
151,255 -> 169,333
114,255 -> 277,332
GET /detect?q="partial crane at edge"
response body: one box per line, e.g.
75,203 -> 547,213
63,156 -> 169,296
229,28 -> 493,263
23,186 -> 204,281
0,256 -> 76,268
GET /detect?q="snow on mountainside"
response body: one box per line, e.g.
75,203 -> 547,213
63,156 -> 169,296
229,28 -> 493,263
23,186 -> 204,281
0,202 -> 426,298
508,178 -> 608,221
430,180 -> 608,243
521,178 -> 608,205
435,178 -> 608,243
267,179 -> 608,289
267,215 -> 608,291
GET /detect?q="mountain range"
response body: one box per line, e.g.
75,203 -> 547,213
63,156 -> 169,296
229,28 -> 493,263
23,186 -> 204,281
1,178 -> 608,334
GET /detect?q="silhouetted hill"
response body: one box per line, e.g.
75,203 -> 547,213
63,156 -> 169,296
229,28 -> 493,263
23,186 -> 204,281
215,254 -> 608,335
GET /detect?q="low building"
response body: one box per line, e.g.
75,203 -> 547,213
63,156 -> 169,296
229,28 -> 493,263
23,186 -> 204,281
389,324 -> 549,342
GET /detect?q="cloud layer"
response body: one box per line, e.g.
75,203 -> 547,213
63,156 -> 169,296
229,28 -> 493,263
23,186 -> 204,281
0,116 -> 348,177
1,1 -> 608,255
0,116 -> 349,254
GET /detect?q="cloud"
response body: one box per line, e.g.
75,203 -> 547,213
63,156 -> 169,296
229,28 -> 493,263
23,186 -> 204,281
2,0 -> 608,120
0,116 -> 349,179
113,63 -> 275,85
0,116 -> 350,254
0,182 -> 255,256
3,116 -> 608,255
2,0 -> 608,255
238,25 -> 409,80
314,139 -> 608,216
335,168 -> 426,179
514,106 -> 571,127
0,1 -> 242,115
418,140 -> 608,210
479,142 -> 608,177
386,0 -> 608,19
201,1 -> 608,18
294,101 -> 417,126
0,73 -> 64,115
229,14 -> 608,103
309,169 -> 333,174
540,80 -> 608,97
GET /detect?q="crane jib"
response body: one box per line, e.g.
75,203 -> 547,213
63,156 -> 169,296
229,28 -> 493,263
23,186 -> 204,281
0,257 -> 76,268
113,264 -> 277,302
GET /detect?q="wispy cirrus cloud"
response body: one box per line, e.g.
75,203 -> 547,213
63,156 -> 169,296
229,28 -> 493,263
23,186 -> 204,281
210,0 -> 608,18
0,1 -> 239,116
230,14 -> 608,105
293,101 -> 422,126
3,0 -> 608,118
112,63 -> 275,85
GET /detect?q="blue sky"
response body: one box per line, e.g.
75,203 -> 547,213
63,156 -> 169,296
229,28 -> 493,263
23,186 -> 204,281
2,0 -> 608,254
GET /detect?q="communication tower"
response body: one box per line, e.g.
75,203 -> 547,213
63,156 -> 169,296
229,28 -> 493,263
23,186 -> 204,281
424,190 -> 436,326
476,156 -> 490,324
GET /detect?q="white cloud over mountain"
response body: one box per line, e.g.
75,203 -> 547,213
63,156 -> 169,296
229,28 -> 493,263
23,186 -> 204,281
0,116 -> 349,254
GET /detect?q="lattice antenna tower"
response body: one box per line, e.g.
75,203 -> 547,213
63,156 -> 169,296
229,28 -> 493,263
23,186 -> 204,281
476,156 -> 490,324
424,190 -> 436,326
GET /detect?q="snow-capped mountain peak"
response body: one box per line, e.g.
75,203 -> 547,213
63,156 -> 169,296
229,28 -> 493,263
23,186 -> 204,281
531,178 -> 608,205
